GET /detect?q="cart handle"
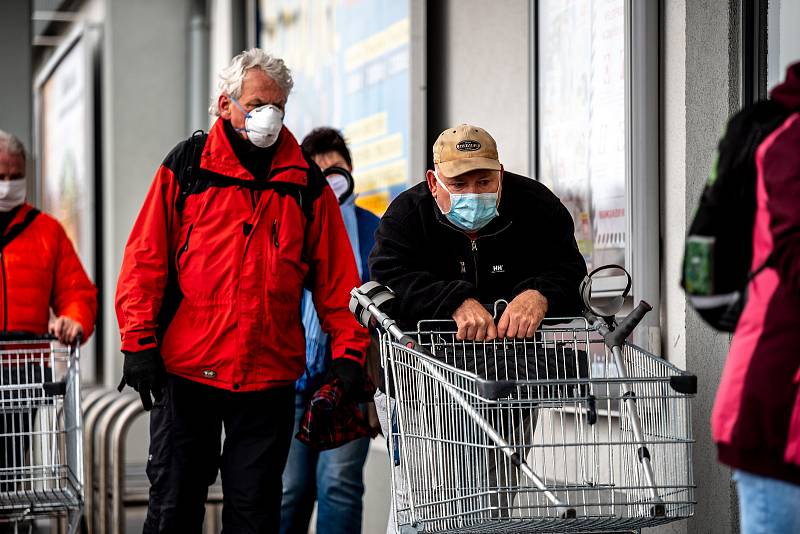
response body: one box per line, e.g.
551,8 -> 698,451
484,299 -> 508,320
0,332 -> 58,342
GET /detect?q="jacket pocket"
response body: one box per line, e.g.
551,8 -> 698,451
266,202 -> 308,304
176,224 -> 193,271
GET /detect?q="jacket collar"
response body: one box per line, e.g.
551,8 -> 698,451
4,203 -> 34,235
771,62 -> 800,110
200,119 -> 309,186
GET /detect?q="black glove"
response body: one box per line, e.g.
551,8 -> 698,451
117,348 -> 167,411
325,358 -> 364,400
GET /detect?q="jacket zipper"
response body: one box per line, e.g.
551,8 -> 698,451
471,240 -> 479,286
1,252 -> 6,331
270,219 -> 280,275
176,224 -> 193,270
435,216 -> 512,288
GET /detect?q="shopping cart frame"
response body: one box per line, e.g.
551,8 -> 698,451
351,283 -> 696,534
0,336 -> 84,533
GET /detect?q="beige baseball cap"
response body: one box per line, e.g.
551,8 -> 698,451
433,124 -> 501,177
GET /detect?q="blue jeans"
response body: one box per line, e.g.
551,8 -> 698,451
280,393 -> 370,534
734,469 -> 800,534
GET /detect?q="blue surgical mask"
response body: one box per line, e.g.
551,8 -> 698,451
435,170 -> 499,232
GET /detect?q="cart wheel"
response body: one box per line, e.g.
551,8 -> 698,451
650,503 -> 666,517
558,506 -> 577,518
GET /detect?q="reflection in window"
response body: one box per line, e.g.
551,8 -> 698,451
767,0 -> 800,91
538,0 -> 626,273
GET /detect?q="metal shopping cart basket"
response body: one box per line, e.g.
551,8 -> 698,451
0,336 -> 84,533
350,275 -> 696,534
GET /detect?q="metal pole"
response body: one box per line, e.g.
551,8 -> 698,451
189,0 -> 210,134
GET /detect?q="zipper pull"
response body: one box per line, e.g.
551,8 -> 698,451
272,219 -> 279,247
471,240 -> 477,252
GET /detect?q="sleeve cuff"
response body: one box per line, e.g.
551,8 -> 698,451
120,332 -> 159,352
333,348 -> 366,366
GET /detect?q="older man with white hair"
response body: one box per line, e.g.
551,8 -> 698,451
115,49 -> 369,533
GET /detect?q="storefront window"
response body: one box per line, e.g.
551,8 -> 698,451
258,0 -> 411,215
537,0 -> 626,276
767,0 -> 800,90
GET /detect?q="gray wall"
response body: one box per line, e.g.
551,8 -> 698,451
101,0 -> 192,386
684,1 -> 741,530
662,0 -> 742,532
433,0 -> 531,177
0,0 -> 32,153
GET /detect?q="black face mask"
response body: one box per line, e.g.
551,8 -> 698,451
323,166 -> 355,205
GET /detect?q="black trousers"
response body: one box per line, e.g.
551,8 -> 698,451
143,374 -> 295,534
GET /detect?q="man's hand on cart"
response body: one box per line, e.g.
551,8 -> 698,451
497,289 -> 548,339
118,348 -> 167,411
452,298 -> 497,341
48,315 -> 83,345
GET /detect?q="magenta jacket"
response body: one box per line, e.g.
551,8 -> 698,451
712,63 -> 800,484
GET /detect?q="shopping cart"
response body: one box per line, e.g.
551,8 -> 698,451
0,336 -> 83,533
350,277 -> 696,534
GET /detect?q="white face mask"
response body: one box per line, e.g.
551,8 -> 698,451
0,180 -> 26,212
230,96 -> 284,149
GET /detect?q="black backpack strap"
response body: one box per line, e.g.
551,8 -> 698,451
0,208 -> 40,251
175,130 -> 208,212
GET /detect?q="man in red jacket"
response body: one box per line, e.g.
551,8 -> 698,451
115,49 -> 369,534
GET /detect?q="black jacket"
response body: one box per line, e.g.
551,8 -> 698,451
368,172 -> 587,329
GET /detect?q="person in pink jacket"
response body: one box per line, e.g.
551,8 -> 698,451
712,62 -> 800,533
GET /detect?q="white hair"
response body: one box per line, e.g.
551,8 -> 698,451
0,129 -> 26,161
209,48 -> 294,116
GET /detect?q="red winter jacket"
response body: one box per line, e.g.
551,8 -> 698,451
115,119 -> 369,392
1,203 -> 96,338
712,63 -> 800,484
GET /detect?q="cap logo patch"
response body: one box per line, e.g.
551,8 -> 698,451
456,140 -> 481,152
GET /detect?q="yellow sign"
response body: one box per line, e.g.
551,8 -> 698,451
345,18 -> 410,72
356,191 -> 391,216
344,112 -> 388,146
351,133 -> 403,170
354,159 -> 407,193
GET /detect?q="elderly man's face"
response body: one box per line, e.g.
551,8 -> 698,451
0,151 -> 25,182
426,167 -> 502,214
218,68 -> 287,140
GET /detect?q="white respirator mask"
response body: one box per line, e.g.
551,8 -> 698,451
230,96 -> 284,149
0,180 -> 27,212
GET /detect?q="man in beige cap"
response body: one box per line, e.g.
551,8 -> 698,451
369,124 -> 587,531
370,123 -> 586,336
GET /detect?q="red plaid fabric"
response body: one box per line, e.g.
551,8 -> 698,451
295,379 -> 377,450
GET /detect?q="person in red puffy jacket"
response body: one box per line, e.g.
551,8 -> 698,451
0,129 -> 97,500
115,49 -> 369,534
0,130 -> 96,343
